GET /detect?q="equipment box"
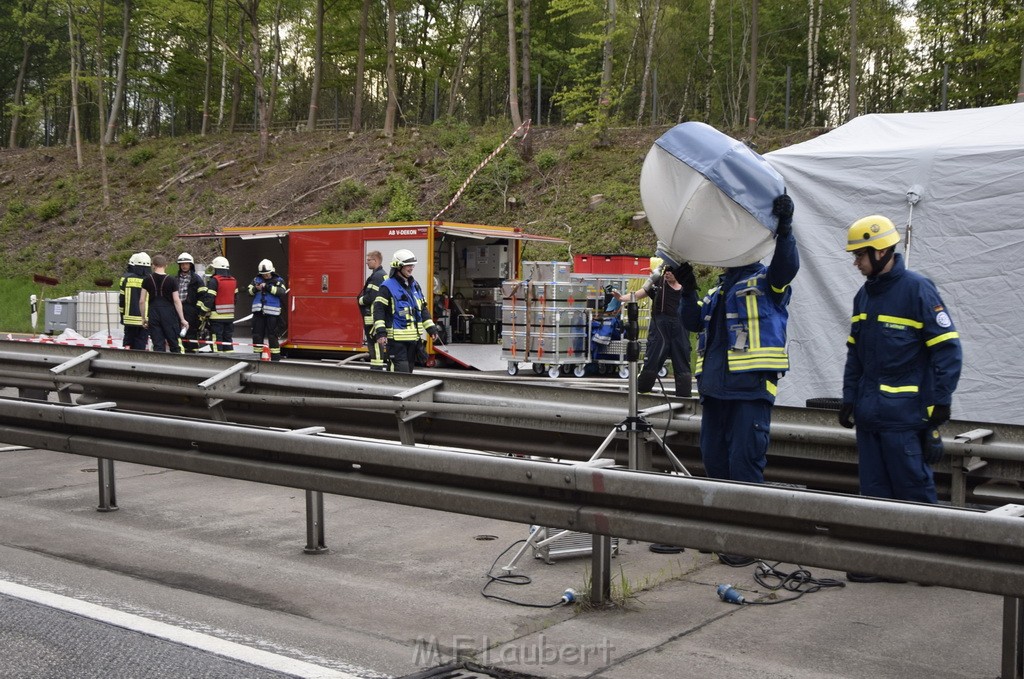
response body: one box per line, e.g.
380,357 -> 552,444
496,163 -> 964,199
591,254 -> 646,275
522,261 -> 572,282
527,282 -> 589,304
501,305 -> 587,328
44,297 -> 77,334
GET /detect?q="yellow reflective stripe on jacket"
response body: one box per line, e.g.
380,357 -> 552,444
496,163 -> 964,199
880,384 -> 919,394
851,313 -> 867,323
878,314 -> 923,329
744,284 -> 761,350
766,379 -> 777,396
727,347 -> 789,371
926,331 -> 959,347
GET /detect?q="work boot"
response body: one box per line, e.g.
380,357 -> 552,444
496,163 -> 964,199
675,374 -> 692,398
637,370 -> 657,394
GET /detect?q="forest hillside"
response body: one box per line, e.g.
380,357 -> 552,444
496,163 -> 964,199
0,121 -> 820,327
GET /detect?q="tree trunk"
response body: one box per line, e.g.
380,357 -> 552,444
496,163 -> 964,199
67,6 -> 83,168
306,0 -> 324,131
268,0 -> 282,122
848,0 -> 858,121
745,0 -> 759,137
352,0 -> 370,131
241,0 -> 270,161
519,0 -> 532,125
383,0 -> 398,137
8,40 -> 31,148
636,0 -> 660,125
506,0 -> 522,128
597,0 -> 615,140
202,0 -> 213,135
704,0 -> 716,121
96,0 -> 111,207
447,10 -> 480,117
104,0 -> 131,144
228,11 -> 244,133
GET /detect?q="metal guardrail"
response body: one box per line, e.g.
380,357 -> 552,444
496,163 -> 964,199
0,340 -> 1023,507
3,349 -> 1024,676
0,397 -> 1022,597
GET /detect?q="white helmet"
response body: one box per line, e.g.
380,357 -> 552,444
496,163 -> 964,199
258,259 -> 275,274
177,252 -> 194,264
129,252 -> 151,267
391,249 -> 417,268
211,256 -> 230,269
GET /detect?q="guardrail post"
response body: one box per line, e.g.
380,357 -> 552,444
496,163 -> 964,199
590,533 -> 612,605
304,490 -> 329,554
96,458 -> 118,512
1003,596 -> 1024,679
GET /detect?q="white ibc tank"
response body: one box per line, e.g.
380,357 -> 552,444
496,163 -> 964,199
640,122 -> 785,268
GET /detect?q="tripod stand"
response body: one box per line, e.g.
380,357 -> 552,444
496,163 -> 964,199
500,302 -> 690,582
593,300 -> 691,475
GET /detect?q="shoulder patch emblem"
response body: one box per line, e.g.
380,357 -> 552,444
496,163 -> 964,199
936,311 -> 952,328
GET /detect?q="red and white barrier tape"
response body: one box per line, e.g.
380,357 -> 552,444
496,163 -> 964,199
432,118 -> 532,224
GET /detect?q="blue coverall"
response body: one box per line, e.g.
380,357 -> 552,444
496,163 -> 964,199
842,253 -> 962,503
679,231 -> 799,483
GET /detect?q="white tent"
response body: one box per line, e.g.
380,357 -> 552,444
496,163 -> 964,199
766,103 -> 1024,425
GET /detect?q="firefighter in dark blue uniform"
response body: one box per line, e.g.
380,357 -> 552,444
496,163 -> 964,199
372,249 -> 439,373
840,216 -> 962,499
679,193 -> 798,567
839,215 -> 962,584
248,259 -> 288,361
358,250 -> 387,370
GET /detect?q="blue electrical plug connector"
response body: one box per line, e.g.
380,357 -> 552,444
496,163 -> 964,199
561,588 -> 577,605
716,584 -> 745,604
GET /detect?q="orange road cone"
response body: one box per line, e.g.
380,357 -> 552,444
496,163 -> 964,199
260,345 -> 271,361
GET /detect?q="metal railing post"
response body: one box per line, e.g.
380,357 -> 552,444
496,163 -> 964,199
590,533 -> 612,605
96,457 -> 117,512
304,489 -> 328,554
1003,596 -> 1024,679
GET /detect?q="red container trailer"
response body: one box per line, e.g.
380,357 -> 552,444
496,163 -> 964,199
185,221 -> 564,365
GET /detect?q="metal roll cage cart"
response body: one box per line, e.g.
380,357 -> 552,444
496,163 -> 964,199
502,302 -> 691,604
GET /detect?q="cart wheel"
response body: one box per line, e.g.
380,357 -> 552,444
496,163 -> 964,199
618,365 -> 630,379
597,364 -> 608,375
507,361 -> 519,376
573,365 -> 587,378
532,363 -> 546,375
658,366 -> 668,377
548,365 -> 561,379
560,364 -> 573,375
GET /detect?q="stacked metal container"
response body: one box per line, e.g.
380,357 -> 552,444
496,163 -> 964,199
501,265 -> 590,377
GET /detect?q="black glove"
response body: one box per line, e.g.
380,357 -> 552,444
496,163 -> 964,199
838,402 -> 855,429
672,262 -> 697,293
426,325 -> 440,340
928,404 -> 951,426
920,427 -> 944,465
772,193 -> 794,238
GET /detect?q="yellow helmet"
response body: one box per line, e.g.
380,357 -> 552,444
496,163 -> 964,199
846,215 -> 901,252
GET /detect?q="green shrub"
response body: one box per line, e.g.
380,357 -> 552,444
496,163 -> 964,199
129,147 -> 156,166
324,179 -> 369,213
383,175 -> 418,221
36,198 -> 64,221
119,130 -> 140,147
536,149 -> 560,172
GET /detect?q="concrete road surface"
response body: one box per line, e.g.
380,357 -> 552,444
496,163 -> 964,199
0,446 -> 1004,679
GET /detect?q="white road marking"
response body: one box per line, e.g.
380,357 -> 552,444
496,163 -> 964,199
0,579 -> 371,679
